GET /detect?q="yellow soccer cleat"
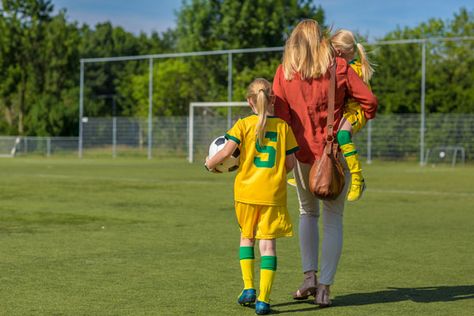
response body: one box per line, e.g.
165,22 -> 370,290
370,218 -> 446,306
347,172 -> 366,202
287,178 -> 297,187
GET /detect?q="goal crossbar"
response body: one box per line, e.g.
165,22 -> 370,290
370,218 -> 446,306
188,101 -> 248,163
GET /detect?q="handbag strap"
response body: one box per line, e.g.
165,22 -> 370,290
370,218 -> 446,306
326,62 -> 337,143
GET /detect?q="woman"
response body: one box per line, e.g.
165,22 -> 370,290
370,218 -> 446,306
272,20 -> 377,306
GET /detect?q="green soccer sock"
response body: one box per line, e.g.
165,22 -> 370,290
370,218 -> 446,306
337,130 -> 362,174
337,130 -> 352,147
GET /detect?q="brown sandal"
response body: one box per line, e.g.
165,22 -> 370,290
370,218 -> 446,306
315,284 -> 332,307
292,272 -> 317,300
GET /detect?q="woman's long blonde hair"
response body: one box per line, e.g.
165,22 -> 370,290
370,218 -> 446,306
246,78 -> 273,145
331,29 -> 374,84
282,19 -> 333,80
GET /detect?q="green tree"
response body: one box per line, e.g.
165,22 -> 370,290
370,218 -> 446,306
0,0 -> 83,136
1,1 -> 471,138
25,11 -> 82,136
174,0 -> 325,105
82,23 -> 176,118
372,7 -> 474,114
120,0 -> 325,117
427,8 -> 474,113
123,59 -> 209,117
0,0 -> 176,135
0,0 -> 54,134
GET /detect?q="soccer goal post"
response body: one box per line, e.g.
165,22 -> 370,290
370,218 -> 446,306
0,137 -> 21,158
188,102 -> 249,163
424,145 -> 466,167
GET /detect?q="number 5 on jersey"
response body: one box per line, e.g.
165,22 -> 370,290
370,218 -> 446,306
254,132 -> 277,168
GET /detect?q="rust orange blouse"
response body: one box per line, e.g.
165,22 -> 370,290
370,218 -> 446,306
273,57 -> 378,164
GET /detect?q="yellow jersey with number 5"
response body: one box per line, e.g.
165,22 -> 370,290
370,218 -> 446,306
225,115 -> 299,206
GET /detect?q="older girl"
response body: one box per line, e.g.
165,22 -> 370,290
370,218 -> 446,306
206,78 -> 298,315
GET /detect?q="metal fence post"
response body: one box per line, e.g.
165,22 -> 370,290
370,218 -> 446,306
79,60 -> 84,158
47,137 -> 51,157
148,58 -> 153,159
227,53 -> 233,129
420,40 -> 426,166
112,117 -> 117,158
188,103 -> 194,163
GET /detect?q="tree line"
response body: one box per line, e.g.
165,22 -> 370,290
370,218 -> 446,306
0,0 -> 472,136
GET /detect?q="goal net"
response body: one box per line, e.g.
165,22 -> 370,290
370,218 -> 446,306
188,102 -> 252,163
0,137 -> 21,158
424,146 -> 466,167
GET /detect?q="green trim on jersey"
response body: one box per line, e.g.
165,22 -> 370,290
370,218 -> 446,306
225,133 -> 241,145
265,131 -> 277,141
286,146 -> 299,155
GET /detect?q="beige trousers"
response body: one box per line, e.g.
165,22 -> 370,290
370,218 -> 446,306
294,158 -> 350,285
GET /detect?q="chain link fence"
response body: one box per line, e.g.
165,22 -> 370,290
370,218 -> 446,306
82,117 -> 188,157
353,114 -> 473,163
84,113 -> 474,163
0,136 -> 78,157
1,114 -> 472,164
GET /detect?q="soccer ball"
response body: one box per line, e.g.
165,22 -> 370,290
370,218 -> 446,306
208,136 -> 240,172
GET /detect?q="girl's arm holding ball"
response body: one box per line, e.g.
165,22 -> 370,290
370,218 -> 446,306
205,140 -> 239,172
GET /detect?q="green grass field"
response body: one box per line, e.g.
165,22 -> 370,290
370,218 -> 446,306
0,158 -> 473,315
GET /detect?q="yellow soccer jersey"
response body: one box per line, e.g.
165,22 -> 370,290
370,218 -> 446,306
346,60 -> 371,113
225,115 -> 299,206
350,60 -> 363,78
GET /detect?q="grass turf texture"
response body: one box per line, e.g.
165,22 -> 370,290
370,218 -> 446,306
0,158 -> 473,315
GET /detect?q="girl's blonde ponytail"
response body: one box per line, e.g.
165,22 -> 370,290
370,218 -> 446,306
331,29 -> 375,84
356,42 -> 374,84
255,89 -> 268,145
246,78 -> 273,145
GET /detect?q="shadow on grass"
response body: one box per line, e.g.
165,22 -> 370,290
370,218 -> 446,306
333,285 -> 474,306
271,285 -> 474,313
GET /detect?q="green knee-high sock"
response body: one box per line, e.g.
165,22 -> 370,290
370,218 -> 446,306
337,130 -> 362,174
258,256 -> 277,303
239,247 -> 255,289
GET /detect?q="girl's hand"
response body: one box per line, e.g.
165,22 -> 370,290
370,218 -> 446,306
204,157 -> 221,173
204,163 -> 222,173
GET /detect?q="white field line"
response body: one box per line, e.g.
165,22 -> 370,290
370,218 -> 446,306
34,173 -> 220,185
368,188 -> 474,197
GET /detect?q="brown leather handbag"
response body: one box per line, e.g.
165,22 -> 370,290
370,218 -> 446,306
309,63 -> 345,200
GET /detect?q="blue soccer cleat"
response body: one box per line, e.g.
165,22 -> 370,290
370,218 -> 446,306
255,300 -> 271,315
238,289 -> 256,306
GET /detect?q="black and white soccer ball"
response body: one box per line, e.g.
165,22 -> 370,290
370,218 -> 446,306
208,136 -> 240,172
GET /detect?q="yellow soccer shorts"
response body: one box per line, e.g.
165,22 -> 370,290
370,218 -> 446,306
235,201 -> 293,239
343,104 -> 367,135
